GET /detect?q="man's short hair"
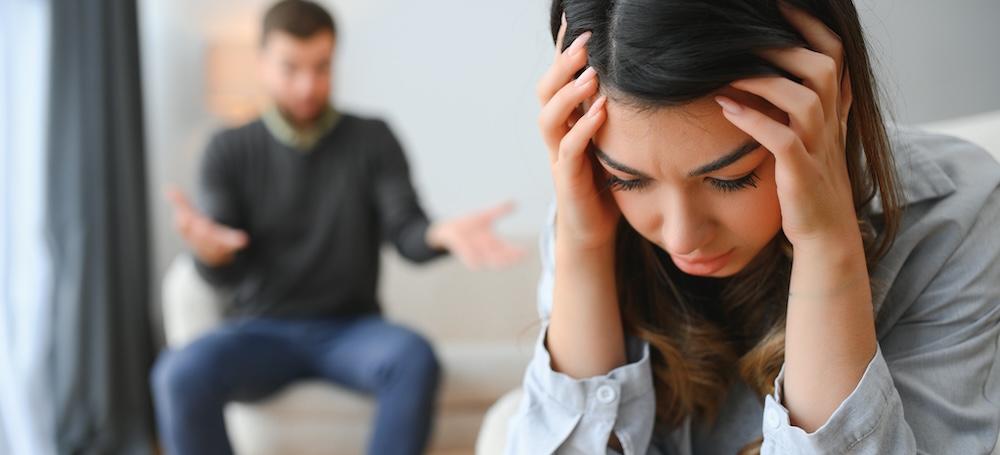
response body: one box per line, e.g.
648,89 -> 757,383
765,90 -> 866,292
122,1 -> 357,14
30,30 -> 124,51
261,0 -> 336,46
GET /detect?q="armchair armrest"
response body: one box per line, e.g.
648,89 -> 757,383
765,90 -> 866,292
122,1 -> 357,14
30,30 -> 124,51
921,110 -> 1000,163
161,254 -> 230,348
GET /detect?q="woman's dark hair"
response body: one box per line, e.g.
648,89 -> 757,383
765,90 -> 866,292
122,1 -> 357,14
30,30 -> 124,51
261,0 -> 336,46
548,1 -> 900,452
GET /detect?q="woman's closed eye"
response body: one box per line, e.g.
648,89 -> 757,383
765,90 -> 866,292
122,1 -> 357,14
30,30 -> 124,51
709,171 -> 760,193
606,171 -> 760,193
606,174 -> 649,192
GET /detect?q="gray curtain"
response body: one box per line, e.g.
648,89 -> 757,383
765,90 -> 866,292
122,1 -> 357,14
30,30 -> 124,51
46,0 -> 155,453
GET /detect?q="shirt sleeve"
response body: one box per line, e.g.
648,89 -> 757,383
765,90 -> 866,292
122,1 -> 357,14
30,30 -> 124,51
505,203 -> 658,454
762,147 -> 1000,454
507,326 -> 657,455
193,132 -> 251,287
761,347 -> 917,453
369,120 -> 444,263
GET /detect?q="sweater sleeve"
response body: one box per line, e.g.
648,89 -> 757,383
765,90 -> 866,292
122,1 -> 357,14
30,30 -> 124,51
192,132 -> 251,286
370,120 -> 444,263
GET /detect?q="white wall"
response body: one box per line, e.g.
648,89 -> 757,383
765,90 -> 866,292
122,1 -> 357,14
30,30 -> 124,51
139,0 -> 1000,319
857,0 -> 1000,124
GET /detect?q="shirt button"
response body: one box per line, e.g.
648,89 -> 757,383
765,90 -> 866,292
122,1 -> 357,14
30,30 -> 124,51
596,385 -> 617,404
766,409 -> 781,428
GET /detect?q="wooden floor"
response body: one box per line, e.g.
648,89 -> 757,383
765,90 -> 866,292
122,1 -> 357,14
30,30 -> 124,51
156,442 -> 475,455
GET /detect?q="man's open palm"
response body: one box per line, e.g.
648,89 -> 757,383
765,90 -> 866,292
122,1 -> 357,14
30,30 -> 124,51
165,186 -> 249,266
426,200 -> 525,270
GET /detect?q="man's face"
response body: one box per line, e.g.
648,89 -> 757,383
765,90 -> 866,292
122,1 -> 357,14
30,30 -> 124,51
259,29 -> 335,126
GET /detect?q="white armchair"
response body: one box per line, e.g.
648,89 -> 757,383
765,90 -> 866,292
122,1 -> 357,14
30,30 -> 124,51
921,110 -> 1000,162
161,236 -> 541,455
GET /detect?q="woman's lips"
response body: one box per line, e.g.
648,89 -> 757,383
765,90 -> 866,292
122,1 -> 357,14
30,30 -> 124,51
670,249 -> 735,276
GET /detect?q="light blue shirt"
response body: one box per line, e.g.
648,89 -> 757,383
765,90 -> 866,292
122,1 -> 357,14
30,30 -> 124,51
507,126 -> 1000,454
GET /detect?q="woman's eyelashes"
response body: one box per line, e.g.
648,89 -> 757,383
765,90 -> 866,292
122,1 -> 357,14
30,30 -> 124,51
606,174 -> 650,192
605,171 -> 760,193
709,171 -> 760,192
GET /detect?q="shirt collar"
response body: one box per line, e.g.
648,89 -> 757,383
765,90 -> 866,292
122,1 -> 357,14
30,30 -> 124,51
867,125 -> 956,215
261,104 -> 341,152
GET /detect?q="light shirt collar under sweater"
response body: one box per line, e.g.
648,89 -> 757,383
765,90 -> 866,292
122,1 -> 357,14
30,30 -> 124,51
261,104 -> 341,152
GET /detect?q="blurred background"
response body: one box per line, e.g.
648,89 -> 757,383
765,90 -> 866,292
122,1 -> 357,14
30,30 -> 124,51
1,0 -> 998,454
140,0 -> 1000,318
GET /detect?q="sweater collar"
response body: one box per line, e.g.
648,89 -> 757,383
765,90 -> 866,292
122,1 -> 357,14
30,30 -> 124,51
261,104 -> 341,152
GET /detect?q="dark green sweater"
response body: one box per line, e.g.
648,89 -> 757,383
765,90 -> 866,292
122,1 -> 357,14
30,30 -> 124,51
194,113 -> 444,317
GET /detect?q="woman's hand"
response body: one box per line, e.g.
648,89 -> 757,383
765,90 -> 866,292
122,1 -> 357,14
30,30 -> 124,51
716,3 -> 876,433
715,3 -> 858,251
541,16 -> 627,383
538,16 -> 620,251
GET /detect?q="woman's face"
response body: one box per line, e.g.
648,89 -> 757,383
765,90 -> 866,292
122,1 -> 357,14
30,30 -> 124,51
591,88 -> 787,277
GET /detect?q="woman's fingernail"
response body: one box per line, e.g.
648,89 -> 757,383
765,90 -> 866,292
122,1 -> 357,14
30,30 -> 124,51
587,95 -> 608,118
715,96 -> 743,114
568,31 -> 592,56
575,67 -> 597,87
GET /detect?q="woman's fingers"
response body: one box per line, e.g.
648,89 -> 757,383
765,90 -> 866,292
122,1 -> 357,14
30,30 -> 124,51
537,23 -> 619,247
778,1 -> 845,73
716,95 -> 810,175
730,76 -> 825,144
539,66 -> 600,160
557,96 -> 607,173
536,32 -> 591,105
769,3 -> 851,129
732,4 -> 855,157
758,47 -> 840,124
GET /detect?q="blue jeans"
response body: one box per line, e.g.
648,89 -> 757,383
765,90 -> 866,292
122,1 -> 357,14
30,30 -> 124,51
150,315 -> 441,455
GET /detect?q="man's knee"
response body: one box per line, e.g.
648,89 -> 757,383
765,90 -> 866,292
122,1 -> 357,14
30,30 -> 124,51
382,330 -> 441,388
407,334 -> 441,383
150,344 -> 223,405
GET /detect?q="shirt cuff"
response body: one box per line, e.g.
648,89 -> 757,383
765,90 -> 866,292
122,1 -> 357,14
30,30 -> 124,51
761,345 -> 906,453
508,325 -> 656,454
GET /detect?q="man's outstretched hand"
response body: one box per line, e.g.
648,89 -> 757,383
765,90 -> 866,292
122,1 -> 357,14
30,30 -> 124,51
426,201 -> 525,270
165,186 -> 249,267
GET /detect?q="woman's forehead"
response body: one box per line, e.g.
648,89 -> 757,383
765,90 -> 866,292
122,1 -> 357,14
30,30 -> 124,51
592,88 -> 781,168
595,100 -> 744,164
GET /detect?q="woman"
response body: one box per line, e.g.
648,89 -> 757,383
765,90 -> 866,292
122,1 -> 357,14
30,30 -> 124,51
505,0 -> 1000,453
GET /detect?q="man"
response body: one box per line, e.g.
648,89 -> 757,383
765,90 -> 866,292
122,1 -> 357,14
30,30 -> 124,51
150,1 -> 523,454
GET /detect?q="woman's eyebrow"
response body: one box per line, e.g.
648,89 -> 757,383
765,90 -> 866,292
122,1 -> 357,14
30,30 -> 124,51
594,147 -> 651,179
688,140 -> 762,177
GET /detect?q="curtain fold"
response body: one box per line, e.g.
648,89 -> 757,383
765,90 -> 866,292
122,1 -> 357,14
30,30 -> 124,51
46,0 -> 155,453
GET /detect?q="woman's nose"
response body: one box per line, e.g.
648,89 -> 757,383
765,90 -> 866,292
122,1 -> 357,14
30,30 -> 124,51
660,195 -> 715,256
